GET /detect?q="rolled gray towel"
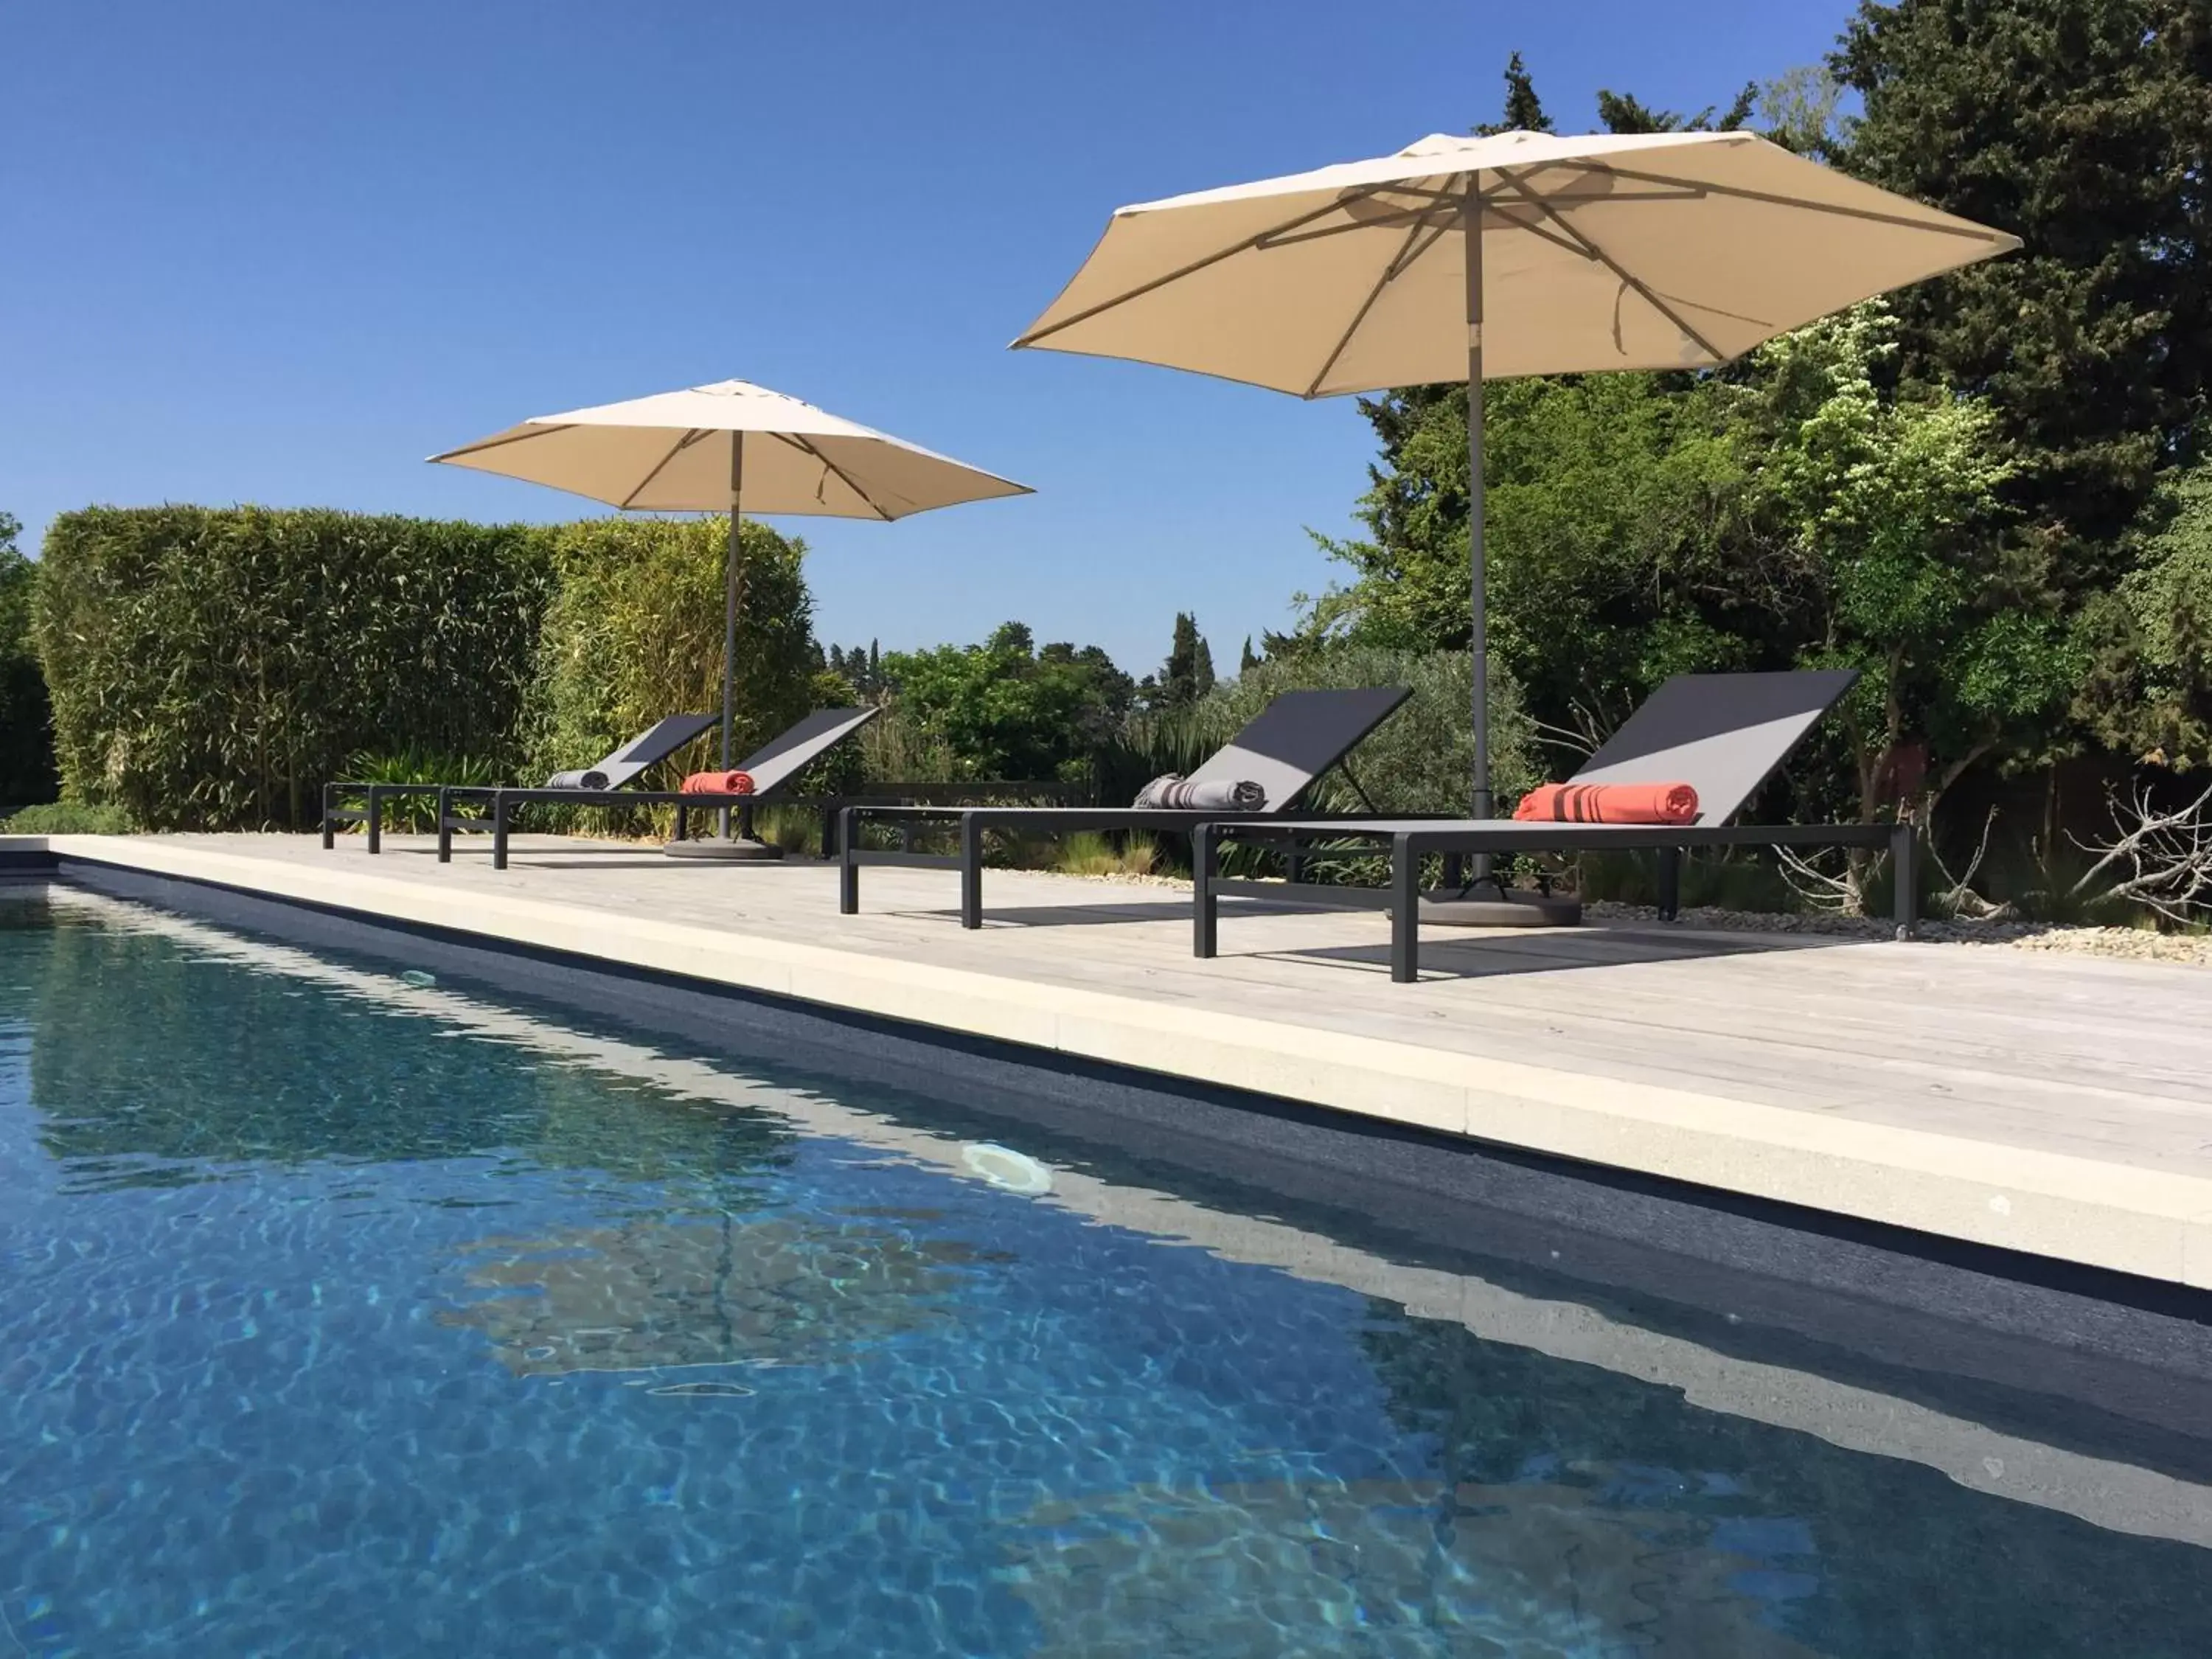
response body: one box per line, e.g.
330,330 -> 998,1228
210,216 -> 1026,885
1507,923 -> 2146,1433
544,769 -> 610,790
1133,774 -> 1265,811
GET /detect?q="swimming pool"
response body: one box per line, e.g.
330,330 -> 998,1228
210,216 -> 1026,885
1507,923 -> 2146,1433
2,883 -> 2208,1656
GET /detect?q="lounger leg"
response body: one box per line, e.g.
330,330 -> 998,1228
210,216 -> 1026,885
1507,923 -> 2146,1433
320,784 -> 335,850
672,803 -> 688,843
1441,853 -> 1464,892
1391,835 -> 1419,983
366,786 -> 382,856
839,808 -> 860,914
1891,821 -> 1919,939
960,815 -> 984,930
493,794 -> 509,872
1658,847 -> 1680,921
437,788 -> 453,863
739,799 -> 756,843
1193,824 -> 1217,959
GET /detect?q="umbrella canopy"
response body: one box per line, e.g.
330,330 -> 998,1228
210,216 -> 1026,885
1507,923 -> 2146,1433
431,378 -> 1030,518
431,380 -> 1029,829
1015,128 -> 2020,816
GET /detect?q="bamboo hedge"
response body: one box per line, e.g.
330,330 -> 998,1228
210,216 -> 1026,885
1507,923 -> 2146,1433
34,505 -> 825,832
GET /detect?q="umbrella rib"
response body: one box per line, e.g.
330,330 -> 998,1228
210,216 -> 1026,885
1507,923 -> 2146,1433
1490,166 -> 1728,363
1256,189 -> 1700,249
786,434 -> 897,520
1557,160 -> 2016,242
1302,210 -> 1444,398
1015,188 -> 1399,347
618,428 -> 712,510
428,422 -> 578,462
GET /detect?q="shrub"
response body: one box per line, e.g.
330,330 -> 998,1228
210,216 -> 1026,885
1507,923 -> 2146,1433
35,507 -> 555,830
1,800 -> 134,834
1057,831 -> 1159,878
335,747 -> 504,832
1134,645 -> 1541,815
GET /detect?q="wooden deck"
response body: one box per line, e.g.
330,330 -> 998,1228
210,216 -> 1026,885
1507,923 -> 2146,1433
20,831 -> 2212,1286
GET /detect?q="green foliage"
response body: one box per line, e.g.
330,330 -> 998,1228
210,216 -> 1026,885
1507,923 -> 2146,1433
1835,0 -> 2212,553
35,507 -> 555,830
1157,612 -> 1215,709
1304,302 -> 2058,825
2075,459 -> 2212,769
336,746 -> 503,832
879,623 -> 1130,781
1306,370 -> 1761,740
1744,304 -> 2075,815
0,512 -> 60,808
1144,645 -> 1539,816
1594,84 -> 1755,135
1057,831 -> 1159,879
1476,52 -> 1553,135
0,799 -> 134,834
527,516 -> 816,787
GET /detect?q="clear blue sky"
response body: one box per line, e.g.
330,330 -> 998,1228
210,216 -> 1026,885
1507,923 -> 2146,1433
2,1 -> 1855,676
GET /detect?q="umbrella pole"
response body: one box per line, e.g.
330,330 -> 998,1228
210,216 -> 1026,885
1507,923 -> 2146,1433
720,434 -> 745,841
1464,187 -> 1492,839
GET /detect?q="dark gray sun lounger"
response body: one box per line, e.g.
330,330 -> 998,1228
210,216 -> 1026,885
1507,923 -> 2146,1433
437,706 -> 880,869
322,712 -> 722,853
1192,669 -> 1919,979
839,686 -> 1414,928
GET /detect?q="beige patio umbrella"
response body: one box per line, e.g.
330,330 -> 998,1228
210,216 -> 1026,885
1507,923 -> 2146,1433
431,378 -> 1029,848
1014,128 -> 2020,823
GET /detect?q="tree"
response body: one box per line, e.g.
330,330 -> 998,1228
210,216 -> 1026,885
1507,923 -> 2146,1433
1742,304 -> 2075,827
1834,0 -> 2212,556
1593,85 -> 1755,134
1158,612 -> 1214,708
879,626 -> 1131,780
2075,458 -> 2212,770
1475,51 -> 1552,135
0,512 -> 60,807
1239,636 -> 1259,675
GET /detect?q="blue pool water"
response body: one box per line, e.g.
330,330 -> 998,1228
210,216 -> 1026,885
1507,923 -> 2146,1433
1,887 -> 2208,1656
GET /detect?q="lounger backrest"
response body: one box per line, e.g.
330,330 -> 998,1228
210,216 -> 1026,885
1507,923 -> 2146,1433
1569,669 -> 1859,824
1186,686 -> 1411,813
593,712 -> 723,788
733,706 -> 881,796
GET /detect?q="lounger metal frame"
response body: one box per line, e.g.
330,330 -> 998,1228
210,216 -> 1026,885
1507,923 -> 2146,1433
838,686 -> 1418,928
428,780 -> 1093,870
1190,818 -> 1916,981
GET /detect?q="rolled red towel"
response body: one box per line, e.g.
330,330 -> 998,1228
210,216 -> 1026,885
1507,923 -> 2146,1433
681,771 -> 756,796
1512,782 -> 1700,824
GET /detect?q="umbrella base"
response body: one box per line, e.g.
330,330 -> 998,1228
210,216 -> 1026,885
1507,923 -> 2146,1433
1418,889 -> 1583,928
664,835 -> 785,862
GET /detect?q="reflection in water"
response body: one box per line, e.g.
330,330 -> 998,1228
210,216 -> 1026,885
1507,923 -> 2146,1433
22,894 -> 797,1186
442,1215 -> 1006,1376
1010,1472 -> 1824,1658
5,888 -> 2211,1658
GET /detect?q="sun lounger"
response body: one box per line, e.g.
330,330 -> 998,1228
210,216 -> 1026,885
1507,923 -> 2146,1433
1189,669 -> 1919,979
321,713 -> 722,853
436,706 -> 880,869
838,686 -> 1414,928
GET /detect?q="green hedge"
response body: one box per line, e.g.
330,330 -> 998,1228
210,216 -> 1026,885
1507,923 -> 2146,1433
528,515 -> 821,784
36,507 -> 557,829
